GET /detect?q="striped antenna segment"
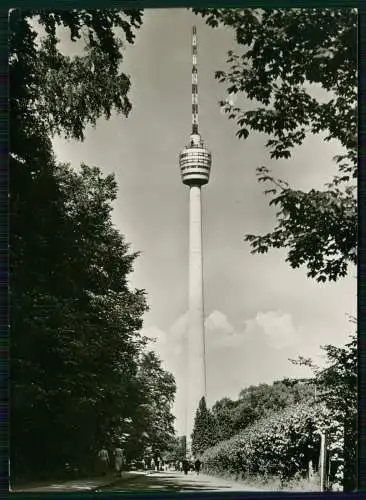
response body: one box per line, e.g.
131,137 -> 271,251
192,25 -> 198,135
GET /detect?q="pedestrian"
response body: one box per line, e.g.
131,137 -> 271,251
98,447 -> 110,476
194,458 -> 202,475
178,460 -> 183,472
182,458 -> 190,475
150,457 -> 155,471
114,447 -> 124,476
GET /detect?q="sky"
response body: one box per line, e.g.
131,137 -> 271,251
50,8 -> 356,436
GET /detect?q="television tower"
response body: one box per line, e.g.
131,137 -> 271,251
179,25 -> 212,456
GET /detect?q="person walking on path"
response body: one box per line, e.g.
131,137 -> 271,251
194,458 -> 202,475
98,447 -> 110,476
114,447 -> 124,475
182,458 -> 190,475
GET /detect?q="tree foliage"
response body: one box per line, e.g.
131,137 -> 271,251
10,8 -> 177,481
211,379 -> 315,442
290,331 -> 357,418
193,8 -> 357,282
165,436 -> 187,462
11,160 -> 148,476
202,401 -> 327,486
316,335 -> 357,491
191,397 -> 217,458
290,329 -> 357,491
132,351 -> 176,459
211,397 -> 237,442
9,8 -> 143,142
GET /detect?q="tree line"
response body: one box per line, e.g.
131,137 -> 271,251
10,9 -> 176,481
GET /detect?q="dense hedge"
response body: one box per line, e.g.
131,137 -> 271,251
201,401 -> 337,485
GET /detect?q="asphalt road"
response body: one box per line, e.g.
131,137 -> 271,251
99,470 -> 263,492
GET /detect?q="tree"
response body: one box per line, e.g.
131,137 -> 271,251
211,398 -> 236,442
193,8 -> 357,282
165,436 -> 187,463
318,337 -> 357,491
128,351 -> 176,461
9,7 -> 146,312
9,8 -> 143,144
290,328 -> 357,491
211,380 -> 315,441
11,162 -> 149,478
191,397 -> 217,458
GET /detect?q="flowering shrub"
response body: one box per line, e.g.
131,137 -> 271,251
201,401 -> 342,487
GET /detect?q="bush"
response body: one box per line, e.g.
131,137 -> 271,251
201,401 -> 337,488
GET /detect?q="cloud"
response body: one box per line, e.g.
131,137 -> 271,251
244,310 -> 301,350
204,309 -> 300,351
205,310 -> 235,335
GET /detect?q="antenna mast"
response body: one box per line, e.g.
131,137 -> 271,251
192,25 -> 199,136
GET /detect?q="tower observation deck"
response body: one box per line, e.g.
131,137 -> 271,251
179,25 -> 211,458
179,136 -> 212,185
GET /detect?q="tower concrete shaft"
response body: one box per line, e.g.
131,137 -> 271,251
186,184 -> 207,454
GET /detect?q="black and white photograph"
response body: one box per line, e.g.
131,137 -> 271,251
10,5 -> 357,494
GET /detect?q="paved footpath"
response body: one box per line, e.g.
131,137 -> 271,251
11,471 -> 147,492
99,470 -> 264,492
